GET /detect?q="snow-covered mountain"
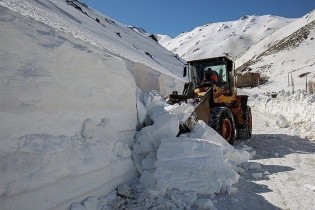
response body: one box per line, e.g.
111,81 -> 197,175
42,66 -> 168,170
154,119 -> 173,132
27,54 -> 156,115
236,10 -> 315,93
158,11 -> 315,93
159,15 -> 295,61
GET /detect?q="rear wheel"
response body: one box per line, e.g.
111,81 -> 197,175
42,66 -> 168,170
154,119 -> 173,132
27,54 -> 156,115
209,107 -> 236,144
237,106 -> 252,139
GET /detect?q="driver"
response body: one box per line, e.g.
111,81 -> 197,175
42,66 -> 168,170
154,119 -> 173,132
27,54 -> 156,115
203,68 -> 221,86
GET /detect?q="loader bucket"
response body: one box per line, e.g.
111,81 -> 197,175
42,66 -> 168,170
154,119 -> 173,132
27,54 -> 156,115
176,88 -> 212,135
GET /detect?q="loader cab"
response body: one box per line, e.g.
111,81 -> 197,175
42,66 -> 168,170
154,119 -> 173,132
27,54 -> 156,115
185,57 -> 235,96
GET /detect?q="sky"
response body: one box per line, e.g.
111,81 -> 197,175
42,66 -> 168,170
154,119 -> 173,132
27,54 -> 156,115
83,0 -> 314,38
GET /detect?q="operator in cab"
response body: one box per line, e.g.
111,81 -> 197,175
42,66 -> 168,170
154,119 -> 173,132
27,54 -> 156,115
202,68 -> 221,87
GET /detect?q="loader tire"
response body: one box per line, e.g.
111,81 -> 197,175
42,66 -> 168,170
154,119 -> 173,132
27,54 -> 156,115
209,107 -> 236,145
237,106 -> 252,140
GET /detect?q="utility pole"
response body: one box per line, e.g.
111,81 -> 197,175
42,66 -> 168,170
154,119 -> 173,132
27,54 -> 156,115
298,72 -> 311,93
290,72 -> 294,94
292,76 -> 294,94
306,74 -> 308,92
288,72 -> 290,87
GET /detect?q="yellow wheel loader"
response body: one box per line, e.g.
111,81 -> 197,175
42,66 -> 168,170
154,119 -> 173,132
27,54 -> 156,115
168,56 -> 252,144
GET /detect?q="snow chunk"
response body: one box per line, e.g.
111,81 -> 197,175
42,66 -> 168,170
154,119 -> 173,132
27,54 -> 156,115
113,142 -> 132,158
70,196 -> 99,210
264,170 -> 271,175
141,153 -> 156,171
164,102 -> 195,123
117,184 -> 131,198
252,173 -> 263,179
190,121 -> 250,165
240,162 -> 261,171
170,190 -> 197,208
195,199 -> 214,209
276,114 -> 289,128
247,162 -> 261,170
134,115 -> 179,155
136,99 -> 148,126
235,167 -> 246,174
304,184 -> 315,192
139,170 -> 156,189
155,137 -> 240,195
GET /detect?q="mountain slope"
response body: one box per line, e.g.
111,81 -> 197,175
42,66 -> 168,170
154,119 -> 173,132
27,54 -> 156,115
158,15 -> 294,61
235,10 -> 315,92
156,10 -> 315,93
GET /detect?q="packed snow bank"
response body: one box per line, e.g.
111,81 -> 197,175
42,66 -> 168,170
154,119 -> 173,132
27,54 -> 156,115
0,8 -> 138,210
250,90 -> 315,140
134,90 -> 250,195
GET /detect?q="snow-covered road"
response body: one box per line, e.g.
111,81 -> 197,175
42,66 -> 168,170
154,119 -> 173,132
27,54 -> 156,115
215,110 -> 315,210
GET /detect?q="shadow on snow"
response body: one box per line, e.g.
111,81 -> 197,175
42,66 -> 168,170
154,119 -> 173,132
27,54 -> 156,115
214,133 -> 314,210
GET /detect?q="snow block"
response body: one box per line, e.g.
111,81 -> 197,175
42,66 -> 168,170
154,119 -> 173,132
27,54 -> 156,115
195,199 -> 214,210
276,114 -> 289,128
117,184 -> 131,198
155,137 -> 240,195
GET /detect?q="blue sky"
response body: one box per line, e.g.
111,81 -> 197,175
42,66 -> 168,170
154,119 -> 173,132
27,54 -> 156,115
82,0 -> 315,37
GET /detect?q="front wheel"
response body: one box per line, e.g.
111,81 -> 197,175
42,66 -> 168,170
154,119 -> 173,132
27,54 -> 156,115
237,106 -> 252,140
209,107 -> 236,144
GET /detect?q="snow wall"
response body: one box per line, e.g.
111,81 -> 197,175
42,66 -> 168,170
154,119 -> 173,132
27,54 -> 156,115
0,7 -> 183,210
250,91 -> 315,140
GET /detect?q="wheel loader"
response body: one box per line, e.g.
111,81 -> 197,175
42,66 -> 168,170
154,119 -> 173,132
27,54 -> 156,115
167,56 -> 252,144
